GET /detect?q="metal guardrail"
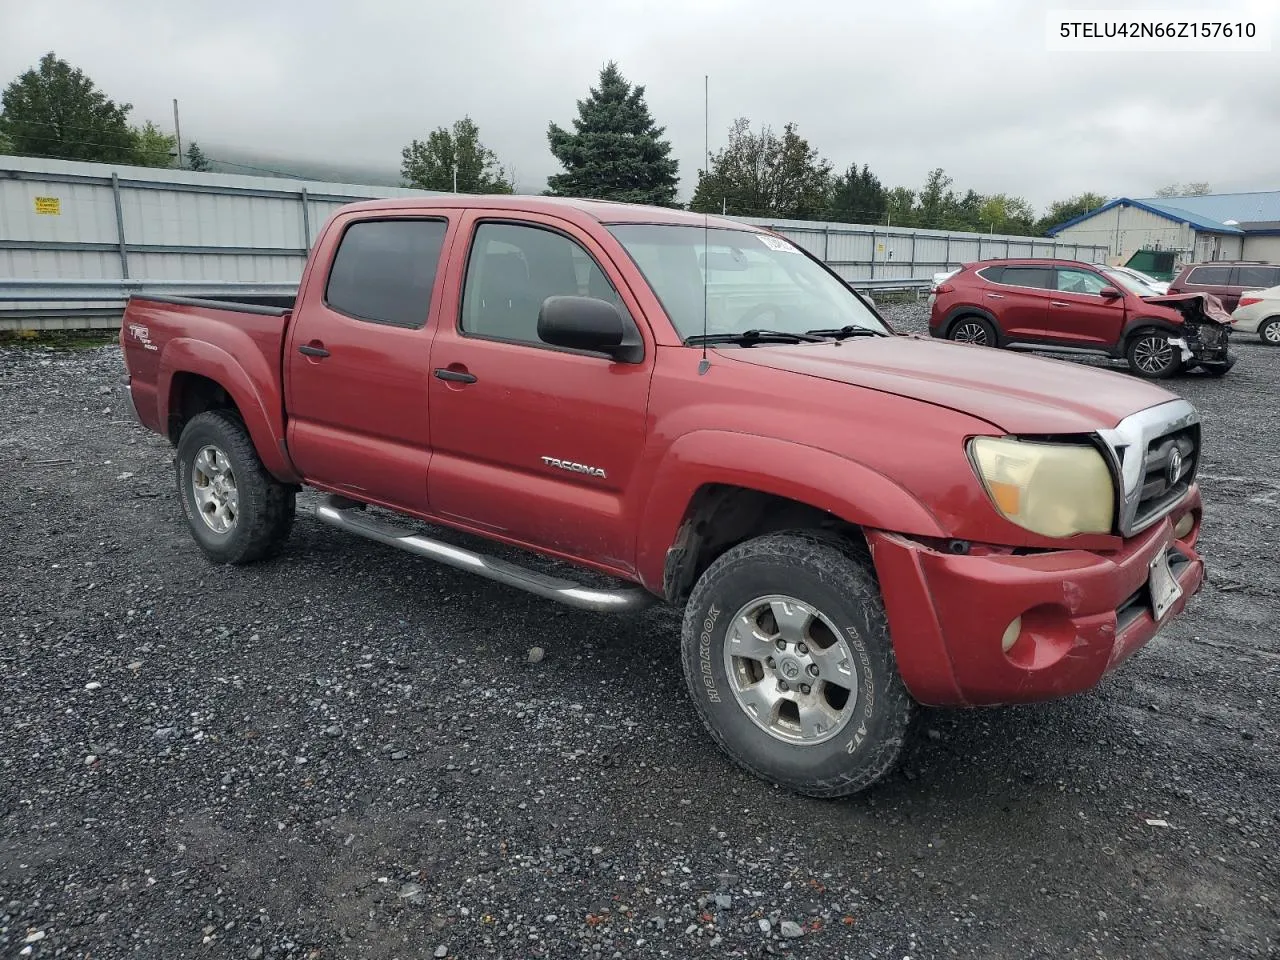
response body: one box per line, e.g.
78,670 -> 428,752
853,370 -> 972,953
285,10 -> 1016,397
0,278 -> 298,302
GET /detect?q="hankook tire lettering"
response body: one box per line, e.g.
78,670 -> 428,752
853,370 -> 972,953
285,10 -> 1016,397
699,604 -> 722,702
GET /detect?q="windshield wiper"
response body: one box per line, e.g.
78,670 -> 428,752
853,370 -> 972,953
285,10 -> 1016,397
804,325 -> 885,341
684,328 -> 827,346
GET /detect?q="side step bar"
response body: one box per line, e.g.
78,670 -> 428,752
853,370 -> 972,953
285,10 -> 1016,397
309,498 -> 657,614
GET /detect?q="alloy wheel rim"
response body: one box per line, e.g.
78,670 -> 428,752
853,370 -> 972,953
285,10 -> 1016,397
191,444 -> 239,534
1265,321 -> 1280,344
953,322 -> 988,344
722,594 -> 860,746
1134,336 -> 1174,374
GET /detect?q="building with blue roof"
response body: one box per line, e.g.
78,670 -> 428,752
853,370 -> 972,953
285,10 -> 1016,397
1044,190 -> 1280,268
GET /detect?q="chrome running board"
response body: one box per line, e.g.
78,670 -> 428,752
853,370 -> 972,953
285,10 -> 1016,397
308,497 -> 656,614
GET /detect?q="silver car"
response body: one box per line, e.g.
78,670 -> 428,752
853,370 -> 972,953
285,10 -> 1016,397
1230,285 -> 1280,345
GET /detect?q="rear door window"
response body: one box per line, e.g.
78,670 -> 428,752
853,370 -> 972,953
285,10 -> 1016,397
1237,265 -> 1280,289
1185,265 -> 1232,286
998,266 -> 1054,289
325,218 -> 449,328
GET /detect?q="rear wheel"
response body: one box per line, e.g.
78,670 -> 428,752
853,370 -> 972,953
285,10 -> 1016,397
1126,330 -> 1182,379
947,316 -> 996,347
176,410 -> 295,564
680,531 -> 913,798
1259,317 -> 1280,345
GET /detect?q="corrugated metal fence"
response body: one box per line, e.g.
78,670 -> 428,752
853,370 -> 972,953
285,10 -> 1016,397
0,156 -> 1108,329
735,215 -> 1109,282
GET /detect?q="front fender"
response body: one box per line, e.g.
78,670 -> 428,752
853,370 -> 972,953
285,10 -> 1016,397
158,338 -> 300,482
634,429 -> 946,591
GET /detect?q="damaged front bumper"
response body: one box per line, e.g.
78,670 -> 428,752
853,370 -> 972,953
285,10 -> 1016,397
867,486 -> 1204,707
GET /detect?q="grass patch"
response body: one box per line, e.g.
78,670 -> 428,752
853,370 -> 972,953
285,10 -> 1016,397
0,329 -> 118,351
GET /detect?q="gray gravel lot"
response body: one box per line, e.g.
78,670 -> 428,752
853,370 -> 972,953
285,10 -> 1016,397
1,305 -> 1277,959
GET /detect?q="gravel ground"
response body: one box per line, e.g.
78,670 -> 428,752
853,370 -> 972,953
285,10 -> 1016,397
1,310 -> 1277,960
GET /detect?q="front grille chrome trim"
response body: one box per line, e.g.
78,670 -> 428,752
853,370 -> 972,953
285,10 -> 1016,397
1096,398 -> 1200,537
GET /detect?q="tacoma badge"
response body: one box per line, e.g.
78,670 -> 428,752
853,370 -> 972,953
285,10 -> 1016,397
541,456 -> 607,479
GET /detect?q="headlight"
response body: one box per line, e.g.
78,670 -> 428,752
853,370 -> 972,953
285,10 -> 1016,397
968,437 -> 1115,538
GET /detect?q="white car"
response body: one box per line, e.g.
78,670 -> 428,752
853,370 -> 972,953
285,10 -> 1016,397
1110,265 -> 1170,294
1231,285 -> 1280,344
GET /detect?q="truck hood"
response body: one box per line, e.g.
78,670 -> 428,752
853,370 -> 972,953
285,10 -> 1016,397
722,336 -> 1178,434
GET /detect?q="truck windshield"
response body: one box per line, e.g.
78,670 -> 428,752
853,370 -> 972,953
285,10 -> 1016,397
607,223 -> 888,341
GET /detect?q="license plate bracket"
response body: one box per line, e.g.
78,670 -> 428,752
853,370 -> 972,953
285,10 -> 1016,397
1148,546 -> 1183,623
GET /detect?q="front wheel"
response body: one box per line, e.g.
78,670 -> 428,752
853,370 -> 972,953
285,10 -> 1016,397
680,531 -> 913,798
1126,330 -> 1182,379
1259,317 -> 1280,345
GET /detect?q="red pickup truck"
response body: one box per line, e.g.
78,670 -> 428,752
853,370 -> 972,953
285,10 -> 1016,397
120,196 -> 1206,797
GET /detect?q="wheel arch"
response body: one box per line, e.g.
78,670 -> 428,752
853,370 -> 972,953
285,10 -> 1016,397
941,306 -> 1000,342
636,431 -> 947,603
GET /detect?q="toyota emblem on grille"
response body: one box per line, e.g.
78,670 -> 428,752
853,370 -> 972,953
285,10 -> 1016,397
1167,447 -> 1183,486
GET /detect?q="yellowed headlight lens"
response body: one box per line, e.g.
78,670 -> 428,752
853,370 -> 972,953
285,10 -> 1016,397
969,437 -> 1115,538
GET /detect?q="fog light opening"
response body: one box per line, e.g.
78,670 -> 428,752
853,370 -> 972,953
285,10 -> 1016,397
1001,616 -> 1023,654
1173,512 -> 1194,539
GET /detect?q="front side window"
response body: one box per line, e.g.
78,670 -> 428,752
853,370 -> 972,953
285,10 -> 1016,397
1103,268 -> 1161,296
325,218 -> 448,328
461,222 -> 627,344
1237,265 -> 1280,288
1055,268 -> 1111,295
607,224 -> 887,339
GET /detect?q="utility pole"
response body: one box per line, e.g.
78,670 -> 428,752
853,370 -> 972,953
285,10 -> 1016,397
173,99 -> 184,169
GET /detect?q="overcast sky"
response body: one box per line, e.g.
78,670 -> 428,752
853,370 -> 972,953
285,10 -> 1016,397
2,0 -> 1276,212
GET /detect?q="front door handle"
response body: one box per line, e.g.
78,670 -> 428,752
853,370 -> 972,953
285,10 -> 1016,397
298,342 -> 330,358
433,368 -> 477,384
986,292 -> 1005,299
1050,300 -> 1071,307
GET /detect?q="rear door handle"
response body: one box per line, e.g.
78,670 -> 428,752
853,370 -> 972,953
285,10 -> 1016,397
434,368 -> 477,384
1050,300 -> 1071,307
986,292 -> 1005,299
298,343 -> 330,358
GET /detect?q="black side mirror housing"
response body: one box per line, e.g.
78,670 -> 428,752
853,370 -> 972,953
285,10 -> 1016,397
538,296 -> 634,359
1099,286 -> 1123,299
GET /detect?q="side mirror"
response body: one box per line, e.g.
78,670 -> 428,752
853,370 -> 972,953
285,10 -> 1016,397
1099,286 -> 1122,299
538,295 -> 626,355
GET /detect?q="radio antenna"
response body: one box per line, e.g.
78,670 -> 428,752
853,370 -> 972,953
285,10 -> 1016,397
699,73 -> 711,376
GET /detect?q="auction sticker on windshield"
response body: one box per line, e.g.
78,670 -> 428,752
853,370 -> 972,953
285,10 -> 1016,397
758,234 -> 800,253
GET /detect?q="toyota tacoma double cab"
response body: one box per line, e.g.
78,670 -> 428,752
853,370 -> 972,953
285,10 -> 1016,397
929,258 -> 1235,378
120,197 -> 1207,797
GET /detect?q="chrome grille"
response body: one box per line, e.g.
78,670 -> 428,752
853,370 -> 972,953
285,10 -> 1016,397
1096,399 -> 1201,537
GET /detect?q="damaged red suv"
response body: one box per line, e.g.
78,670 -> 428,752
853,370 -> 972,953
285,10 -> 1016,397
928,258 -> 1236,378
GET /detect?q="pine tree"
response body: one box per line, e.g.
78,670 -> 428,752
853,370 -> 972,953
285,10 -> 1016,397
186,141 -> 210,172
546,62 -> 679,206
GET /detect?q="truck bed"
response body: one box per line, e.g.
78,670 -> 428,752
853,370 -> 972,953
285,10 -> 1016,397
121,293 -> 294,457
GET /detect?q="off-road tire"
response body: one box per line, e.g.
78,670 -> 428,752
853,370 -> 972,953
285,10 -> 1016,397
946,315 -> 997,347
680,531 -> 913,798
176,410 -> 295,565
1125,328 -> 1182,379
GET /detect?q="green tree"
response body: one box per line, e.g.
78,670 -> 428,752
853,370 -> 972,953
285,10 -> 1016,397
0,127 -> 12,154
130,120 -> 176,167
185,141 -> 210,172
0,52 -> 136,162
546,62 -> 679,205
401,116 -> 513,193
689,117 -> 832,220
1037,191 -> 1107,233
884,186 -> 916,226
978,193 -> 1036,235
829,162 -> 886,224
917,167 -> 957,229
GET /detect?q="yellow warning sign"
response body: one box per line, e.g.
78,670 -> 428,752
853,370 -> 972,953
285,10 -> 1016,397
34,196 -> 61,215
